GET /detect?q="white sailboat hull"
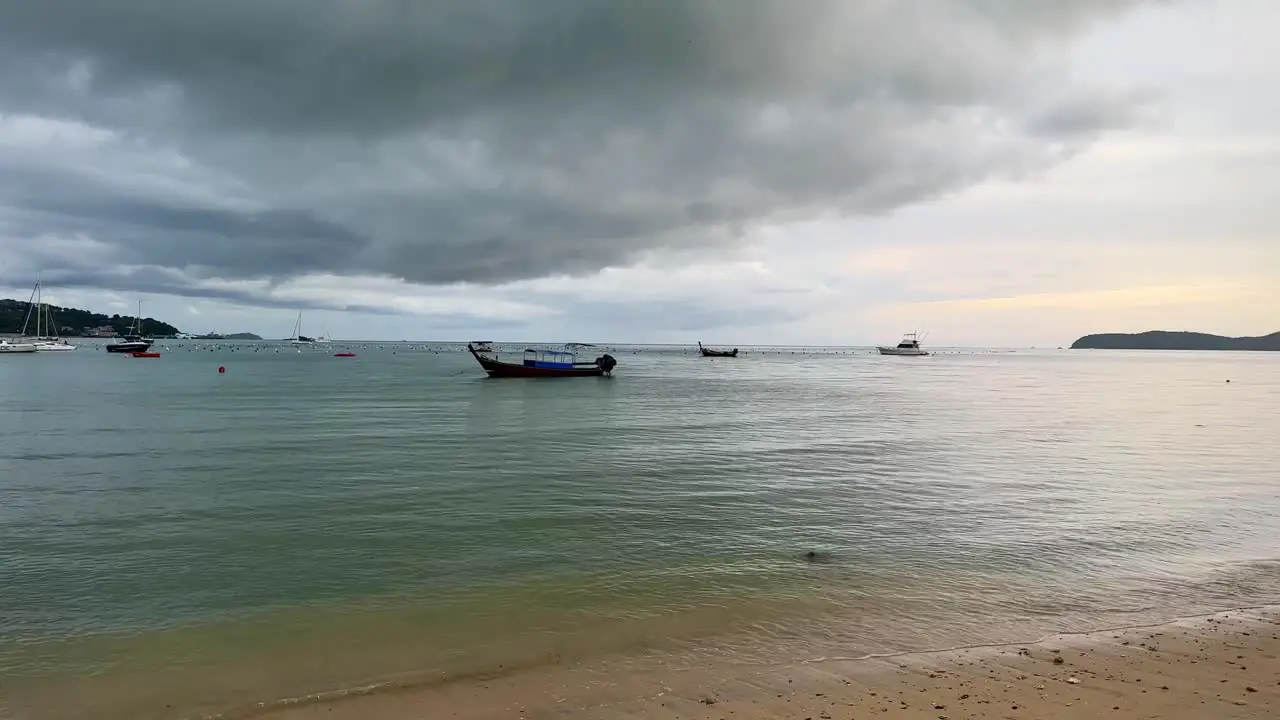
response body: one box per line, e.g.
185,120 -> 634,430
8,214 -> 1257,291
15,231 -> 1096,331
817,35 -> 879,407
22,277 -> 79,352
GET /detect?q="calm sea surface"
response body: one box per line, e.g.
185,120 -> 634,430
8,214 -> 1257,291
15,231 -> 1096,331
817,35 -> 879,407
1,343 -> 1278,719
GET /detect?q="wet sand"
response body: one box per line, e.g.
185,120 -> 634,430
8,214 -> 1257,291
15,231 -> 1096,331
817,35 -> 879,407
257,606 -> 1278,720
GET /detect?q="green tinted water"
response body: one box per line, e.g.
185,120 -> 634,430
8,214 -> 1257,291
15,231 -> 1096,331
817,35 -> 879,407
2,343 -> 1278,718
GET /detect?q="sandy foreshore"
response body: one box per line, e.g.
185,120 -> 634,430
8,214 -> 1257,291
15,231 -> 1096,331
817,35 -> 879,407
252,607 -> 1277,720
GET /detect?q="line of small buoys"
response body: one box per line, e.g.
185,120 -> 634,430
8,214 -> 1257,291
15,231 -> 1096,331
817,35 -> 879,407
88,341 -> 1022,359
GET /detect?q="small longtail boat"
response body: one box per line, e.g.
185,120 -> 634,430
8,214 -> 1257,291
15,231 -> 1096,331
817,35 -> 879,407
698,342 -> 738,358
467,342 -> 616,377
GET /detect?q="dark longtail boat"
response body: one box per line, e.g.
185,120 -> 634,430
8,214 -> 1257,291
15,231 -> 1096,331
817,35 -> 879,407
467,342 -> 617,378
698,342 -> 738,358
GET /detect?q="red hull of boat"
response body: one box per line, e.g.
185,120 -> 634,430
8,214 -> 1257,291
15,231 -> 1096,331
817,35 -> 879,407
129,352 -> 161,358
334,352 -> 356,357
468,345 -> 607,377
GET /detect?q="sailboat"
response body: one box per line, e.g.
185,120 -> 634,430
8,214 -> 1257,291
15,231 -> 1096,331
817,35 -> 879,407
105,300 -> 153,353
18,276 -> 76,351
35,302 -> 76,351
288,311 -> 329,345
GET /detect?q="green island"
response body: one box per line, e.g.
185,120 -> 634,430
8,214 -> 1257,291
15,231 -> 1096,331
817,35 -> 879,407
1071,330 -> 1280,351
0,298 -> 182,337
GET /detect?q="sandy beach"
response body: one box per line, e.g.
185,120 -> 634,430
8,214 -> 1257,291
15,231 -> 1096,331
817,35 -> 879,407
253,606 -> 1278,720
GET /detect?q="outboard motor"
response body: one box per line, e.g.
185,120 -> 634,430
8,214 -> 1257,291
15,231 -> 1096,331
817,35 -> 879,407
595,353 -> 617,375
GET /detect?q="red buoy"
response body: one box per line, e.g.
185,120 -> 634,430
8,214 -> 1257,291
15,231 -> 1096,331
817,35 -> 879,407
218,366 -> 226,374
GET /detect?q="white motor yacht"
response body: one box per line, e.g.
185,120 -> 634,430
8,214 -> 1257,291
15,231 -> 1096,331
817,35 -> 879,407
877,332 -> 930,356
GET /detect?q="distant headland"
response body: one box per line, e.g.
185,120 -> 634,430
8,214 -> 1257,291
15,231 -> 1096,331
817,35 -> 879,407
188,332 -> 263,341
1071,330 -> 1280,351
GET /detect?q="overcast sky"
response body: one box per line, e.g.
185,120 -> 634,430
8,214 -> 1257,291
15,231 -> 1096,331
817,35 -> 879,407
0,0 -> 1275,345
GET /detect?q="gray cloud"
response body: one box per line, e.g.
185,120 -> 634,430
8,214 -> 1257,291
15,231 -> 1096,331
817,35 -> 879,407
0,1 -> 1160,129
531,292 -> 812,335
1025,87 -> 1165,137
0,0 -> 1164,302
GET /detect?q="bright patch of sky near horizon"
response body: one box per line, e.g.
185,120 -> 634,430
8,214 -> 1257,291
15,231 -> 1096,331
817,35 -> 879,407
0,0 -> 1275,345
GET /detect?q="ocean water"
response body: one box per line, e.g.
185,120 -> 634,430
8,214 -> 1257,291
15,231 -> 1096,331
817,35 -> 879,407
1,342 -> 1277,719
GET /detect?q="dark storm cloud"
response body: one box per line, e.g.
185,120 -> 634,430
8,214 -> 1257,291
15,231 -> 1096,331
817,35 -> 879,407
0,161 -> 365,281
32,265 -> 404,318
25,197 -> 366,276
0,1 -> 1156,132
0,0 -> 1164,300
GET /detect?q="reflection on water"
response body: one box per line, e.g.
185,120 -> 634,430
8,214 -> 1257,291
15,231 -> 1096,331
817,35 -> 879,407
1,345 -> 1278,718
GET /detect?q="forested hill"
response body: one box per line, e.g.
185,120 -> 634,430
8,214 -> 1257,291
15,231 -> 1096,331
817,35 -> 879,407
0,298 -> 181,337
1071,331 -> 1280,351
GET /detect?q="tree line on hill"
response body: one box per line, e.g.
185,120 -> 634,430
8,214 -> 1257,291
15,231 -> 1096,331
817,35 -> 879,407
0,298 -> 181,337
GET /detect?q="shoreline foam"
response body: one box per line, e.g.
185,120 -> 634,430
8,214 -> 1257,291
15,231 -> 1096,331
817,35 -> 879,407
244,605 -> 1278,720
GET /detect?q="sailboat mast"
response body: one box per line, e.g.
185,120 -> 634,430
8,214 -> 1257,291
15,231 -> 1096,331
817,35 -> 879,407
20,280 -> 37,336
126,299 -> 142,336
